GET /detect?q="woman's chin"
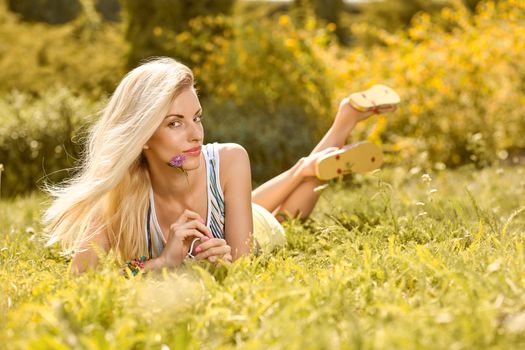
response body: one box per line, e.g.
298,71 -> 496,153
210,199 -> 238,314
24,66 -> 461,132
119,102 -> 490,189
183,160 -> 201,171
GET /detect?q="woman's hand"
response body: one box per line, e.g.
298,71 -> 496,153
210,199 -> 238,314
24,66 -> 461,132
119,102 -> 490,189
193,238 -> 232,264
158,209 -> 213,268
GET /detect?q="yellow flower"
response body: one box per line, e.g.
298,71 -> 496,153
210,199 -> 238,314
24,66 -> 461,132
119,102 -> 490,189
410,103 -> 422,115
285,38 -> 296,49
227,84 -> 237,93
190,52 -> 201,62
368,116 -> 387,142
153,26 -> 162,37
239,50 -> 248,63
326,23 -> 336,32
278,15 -> 290,27
176,32 -> 190,42
306,17 -> 316,31
391,142 -> 404,152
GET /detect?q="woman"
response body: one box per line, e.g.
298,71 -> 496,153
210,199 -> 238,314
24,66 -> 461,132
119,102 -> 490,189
43,57 -> 398,275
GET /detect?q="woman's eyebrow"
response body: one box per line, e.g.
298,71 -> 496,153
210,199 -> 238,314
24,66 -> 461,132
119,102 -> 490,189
164,108 -> 202,119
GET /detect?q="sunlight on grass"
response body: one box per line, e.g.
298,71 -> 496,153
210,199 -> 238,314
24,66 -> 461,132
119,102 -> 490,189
1,166 -> 524,349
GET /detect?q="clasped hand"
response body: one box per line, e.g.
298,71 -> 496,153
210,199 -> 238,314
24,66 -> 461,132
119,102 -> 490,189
158,209 -> 232,268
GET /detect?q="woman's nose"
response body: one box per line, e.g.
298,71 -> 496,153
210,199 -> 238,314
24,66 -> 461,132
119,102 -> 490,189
188,122 -> 203,141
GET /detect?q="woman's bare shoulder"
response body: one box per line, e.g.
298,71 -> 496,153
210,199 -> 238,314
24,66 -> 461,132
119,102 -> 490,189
216,142 -> 249,160
215,143 -> 251,190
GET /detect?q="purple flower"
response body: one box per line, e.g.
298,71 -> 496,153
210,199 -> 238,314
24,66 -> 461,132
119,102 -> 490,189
168,154 -> 186,168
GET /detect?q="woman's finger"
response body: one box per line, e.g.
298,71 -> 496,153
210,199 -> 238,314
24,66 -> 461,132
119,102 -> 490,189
174,209 -> 203,225
194,238 -> 227,252
178,219 -> 213,238
195,245 -> 230,260
175,228 -> 207,241
208,253 -> 232,264
221,254 -> 232,263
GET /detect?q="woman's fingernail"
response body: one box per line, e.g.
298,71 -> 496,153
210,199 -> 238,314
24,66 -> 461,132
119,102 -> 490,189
195,246 -> 202,253
203,237 -> 210,241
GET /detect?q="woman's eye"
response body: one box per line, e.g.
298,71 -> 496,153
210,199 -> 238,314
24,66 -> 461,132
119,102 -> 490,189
194,114 -> 203,122
168,120 -> 182,128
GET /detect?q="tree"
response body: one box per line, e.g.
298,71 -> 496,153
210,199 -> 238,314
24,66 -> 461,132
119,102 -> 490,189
362,0 -> 445,32
121,0 -> 235,69
7,0 -> 81,24
7,0 -> 122,24
293,0 -> 346,41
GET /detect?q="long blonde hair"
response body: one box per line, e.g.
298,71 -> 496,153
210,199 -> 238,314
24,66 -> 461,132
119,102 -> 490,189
43,57 -> 194,262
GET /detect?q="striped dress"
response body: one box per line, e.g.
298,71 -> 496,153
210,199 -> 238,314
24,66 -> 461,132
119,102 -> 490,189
145,143 -> 225,258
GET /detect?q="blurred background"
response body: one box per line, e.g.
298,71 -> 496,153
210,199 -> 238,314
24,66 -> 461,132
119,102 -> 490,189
0,0 -> 523,197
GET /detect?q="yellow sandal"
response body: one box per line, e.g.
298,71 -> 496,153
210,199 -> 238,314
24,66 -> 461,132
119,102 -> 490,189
348,84 -> 400,113
315,141 -> 384,181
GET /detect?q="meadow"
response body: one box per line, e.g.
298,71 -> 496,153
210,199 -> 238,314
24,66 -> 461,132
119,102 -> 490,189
1,0 -> 524,348
1,165 -> 524,349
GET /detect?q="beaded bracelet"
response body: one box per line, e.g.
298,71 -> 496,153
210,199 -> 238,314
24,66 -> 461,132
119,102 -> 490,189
123,256 -> 150,276
124,237 -> 201,276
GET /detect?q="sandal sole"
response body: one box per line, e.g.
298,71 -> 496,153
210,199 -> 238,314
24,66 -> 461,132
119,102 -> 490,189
315,141 -> 384,181
348,84 -> 400,112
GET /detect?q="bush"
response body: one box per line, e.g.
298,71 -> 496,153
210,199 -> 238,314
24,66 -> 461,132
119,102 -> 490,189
0,1 -> 126,98
6,0 -> 121,24
0,9 -> 337,194
7,0 -> 81,24
121,0 -> 235,69
0,89 -> 100,197
339,0 -> 525,169
202,100 -> 324,184
0,10 -> 336,194
292,0 -> 347,42
357,0 -> 446,33
162,14 -> 335,182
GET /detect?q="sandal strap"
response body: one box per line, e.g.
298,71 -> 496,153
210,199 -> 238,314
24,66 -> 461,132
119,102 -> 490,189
371,100 -> 380,114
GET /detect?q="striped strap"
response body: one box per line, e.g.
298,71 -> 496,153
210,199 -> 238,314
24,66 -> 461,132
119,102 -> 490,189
205,143 -> 226,239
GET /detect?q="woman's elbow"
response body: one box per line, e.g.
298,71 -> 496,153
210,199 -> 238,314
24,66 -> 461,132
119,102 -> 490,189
70,248 -> 100,275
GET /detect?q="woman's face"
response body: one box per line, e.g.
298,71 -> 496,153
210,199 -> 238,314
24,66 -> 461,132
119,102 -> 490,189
144,88 -> 204,171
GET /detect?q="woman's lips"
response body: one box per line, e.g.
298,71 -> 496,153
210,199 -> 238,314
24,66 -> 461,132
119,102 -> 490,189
183,146 -> 201,157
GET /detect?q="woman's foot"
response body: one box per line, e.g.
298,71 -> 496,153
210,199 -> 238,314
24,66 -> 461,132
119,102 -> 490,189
334,85 -> 400,126
294,85 -> 398,180
296,147 -> 341,179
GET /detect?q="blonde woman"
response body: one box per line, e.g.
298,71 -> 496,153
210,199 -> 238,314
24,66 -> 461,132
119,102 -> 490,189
43,57 -> 398,275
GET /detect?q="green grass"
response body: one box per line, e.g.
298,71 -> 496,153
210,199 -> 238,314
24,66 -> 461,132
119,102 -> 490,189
1,165 -> 524,349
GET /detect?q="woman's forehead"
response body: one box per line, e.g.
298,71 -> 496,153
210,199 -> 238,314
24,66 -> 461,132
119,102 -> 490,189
167,88 -> 200,117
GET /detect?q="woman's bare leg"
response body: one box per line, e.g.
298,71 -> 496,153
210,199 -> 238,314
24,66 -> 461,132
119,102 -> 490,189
252,100 -> 386,218
271,102 -> 361,219
251,160 -> 308,214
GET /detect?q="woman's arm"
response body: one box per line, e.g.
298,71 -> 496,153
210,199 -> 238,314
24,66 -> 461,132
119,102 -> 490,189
72,211 -> 214,275
71,229 -> 110,275
219,143 -> 253,260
